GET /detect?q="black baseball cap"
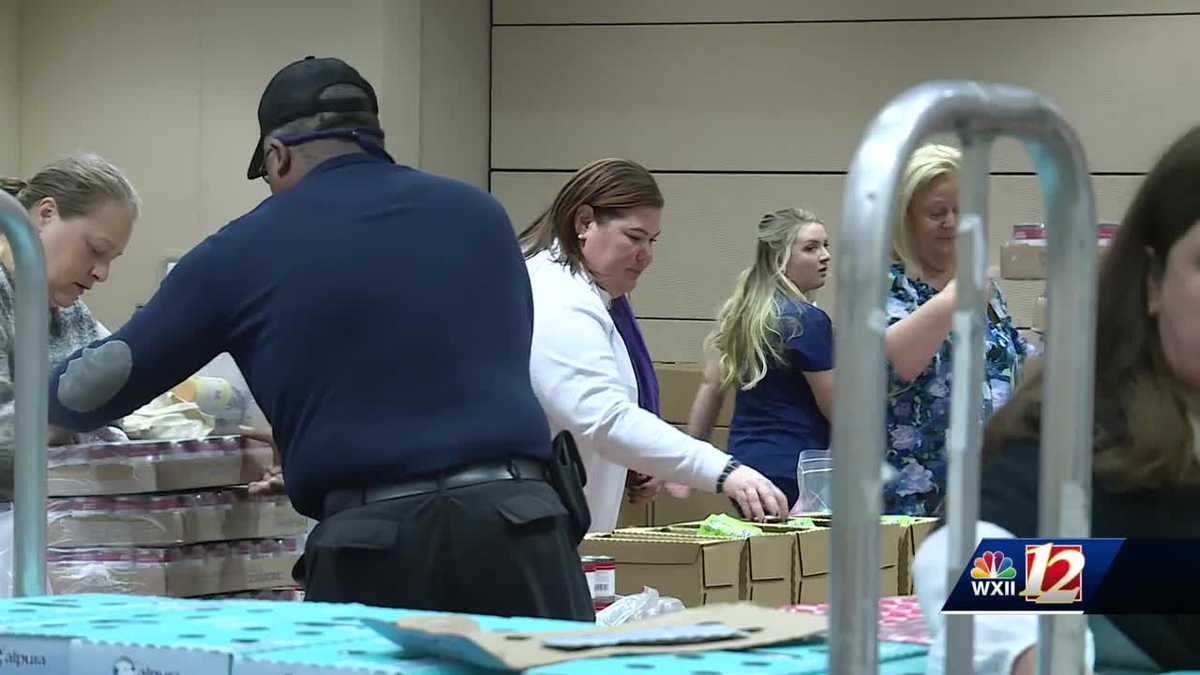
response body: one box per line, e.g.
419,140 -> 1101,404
246,56 -> 380,180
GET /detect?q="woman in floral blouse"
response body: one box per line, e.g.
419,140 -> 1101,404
882,144 -> 1027,515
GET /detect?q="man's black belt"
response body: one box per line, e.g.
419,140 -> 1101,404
322,457 -> 547,518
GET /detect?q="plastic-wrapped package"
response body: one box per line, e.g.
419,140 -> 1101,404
124,391 -> 214,440
188,353 -> 269,435
46,435 -> 273,496
595,587 -> 685,626
45,488 -> 305,547
46,536 -> 302,597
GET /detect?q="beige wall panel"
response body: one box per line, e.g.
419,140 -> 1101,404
642,318 -> 713,364
495,0 -> 1200,24
493,171 -> 1141,328
491,171 -> 845,321
0,0 -> 18,175
420,0 -> 490,188
196,0 -> 404,233
379,0 -> 424,171
21,0 -> 204,328
19,0 -> 425,328
492,17 -> 1199,173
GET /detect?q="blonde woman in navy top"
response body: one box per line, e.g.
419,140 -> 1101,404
689,208 -> 833,508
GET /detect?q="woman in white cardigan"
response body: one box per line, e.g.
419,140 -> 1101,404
518,158 -> 788,532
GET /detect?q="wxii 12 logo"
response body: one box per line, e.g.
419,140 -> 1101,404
969,543 -> 1084,604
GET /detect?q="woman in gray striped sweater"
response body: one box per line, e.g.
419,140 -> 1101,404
0,154 -> 139,593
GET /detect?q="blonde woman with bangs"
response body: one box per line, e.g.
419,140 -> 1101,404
880,144 -> 1027,516
688,208 -> 833,508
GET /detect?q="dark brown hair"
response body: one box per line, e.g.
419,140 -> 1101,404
518,158 -> 663,274
984,125 -> 1200,488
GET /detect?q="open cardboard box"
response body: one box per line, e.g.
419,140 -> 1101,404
794,516 -> 905,569
579,532 -> 745,607
895,516 -> 940,595
631,521 -> 832,605
627,526 -> 799,607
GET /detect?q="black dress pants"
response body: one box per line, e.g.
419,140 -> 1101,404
300,478 -> 595,622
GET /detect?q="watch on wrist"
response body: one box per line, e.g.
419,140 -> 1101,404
716,458 -> 742,494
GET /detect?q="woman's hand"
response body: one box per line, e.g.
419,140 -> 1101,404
721,465 -> 789,521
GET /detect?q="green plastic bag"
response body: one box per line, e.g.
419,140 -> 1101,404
696,513 -> 763,538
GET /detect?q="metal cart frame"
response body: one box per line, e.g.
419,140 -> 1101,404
828,81 -> 1097,675
1,190 -> 49,597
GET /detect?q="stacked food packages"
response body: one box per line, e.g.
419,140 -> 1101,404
43,436 -> 306,598
1000,222 -> 1117,339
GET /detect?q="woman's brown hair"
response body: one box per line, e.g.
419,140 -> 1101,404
984,125 -> 1200,488
518,158 -> 663,275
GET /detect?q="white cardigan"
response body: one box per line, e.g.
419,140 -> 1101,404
525,249 -> 729,532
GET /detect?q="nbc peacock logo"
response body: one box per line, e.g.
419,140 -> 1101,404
970,550 -> 1018,596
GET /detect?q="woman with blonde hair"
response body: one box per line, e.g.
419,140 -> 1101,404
521,158 -> 788,531
880,144 -> 1027,516
0,153 -> 139,593
688,208 -> 832,508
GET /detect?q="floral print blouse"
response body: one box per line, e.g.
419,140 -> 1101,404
884,263 -> 1028,516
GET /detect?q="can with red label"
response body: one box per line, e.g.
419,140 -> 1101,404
580,555 -> 616,611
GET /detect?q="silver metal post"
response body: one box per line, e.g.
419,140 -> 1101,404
1032,131 -> 1097,675
942,133 -> 992,674
831,81 -> 1095,675
0,192 -> 50,597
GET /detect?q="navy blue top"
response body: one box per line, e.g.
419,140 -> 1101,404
47,154 -> 551,518
728,298 -> 833,483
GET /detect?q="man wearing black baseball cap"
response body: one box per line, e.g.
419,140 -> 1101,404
46,56 -> 594,620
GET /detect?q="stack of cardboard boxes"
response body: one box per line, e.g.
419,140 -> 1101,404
581,516 -> 938,608
43,436 -> 306,598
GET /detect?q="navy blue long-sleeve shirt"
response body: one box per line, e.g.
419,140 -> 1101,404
48,154 -> 552,518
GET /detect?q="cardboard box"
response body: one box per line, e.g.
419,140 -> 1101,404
614,499 -> 653,529
795,566 -> 899,604
654,363 -> 733,426
798,571 -> 830,604
896,517 -> 940,595
579,533 -> 745,607
1000,240 -> 1047,280
882,565 -> 900,598
633,526 -> 798,607
756,523 -> 831,578
661,521 -> 832,604
803,517 -> 905,569
365,603 -> 827,673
